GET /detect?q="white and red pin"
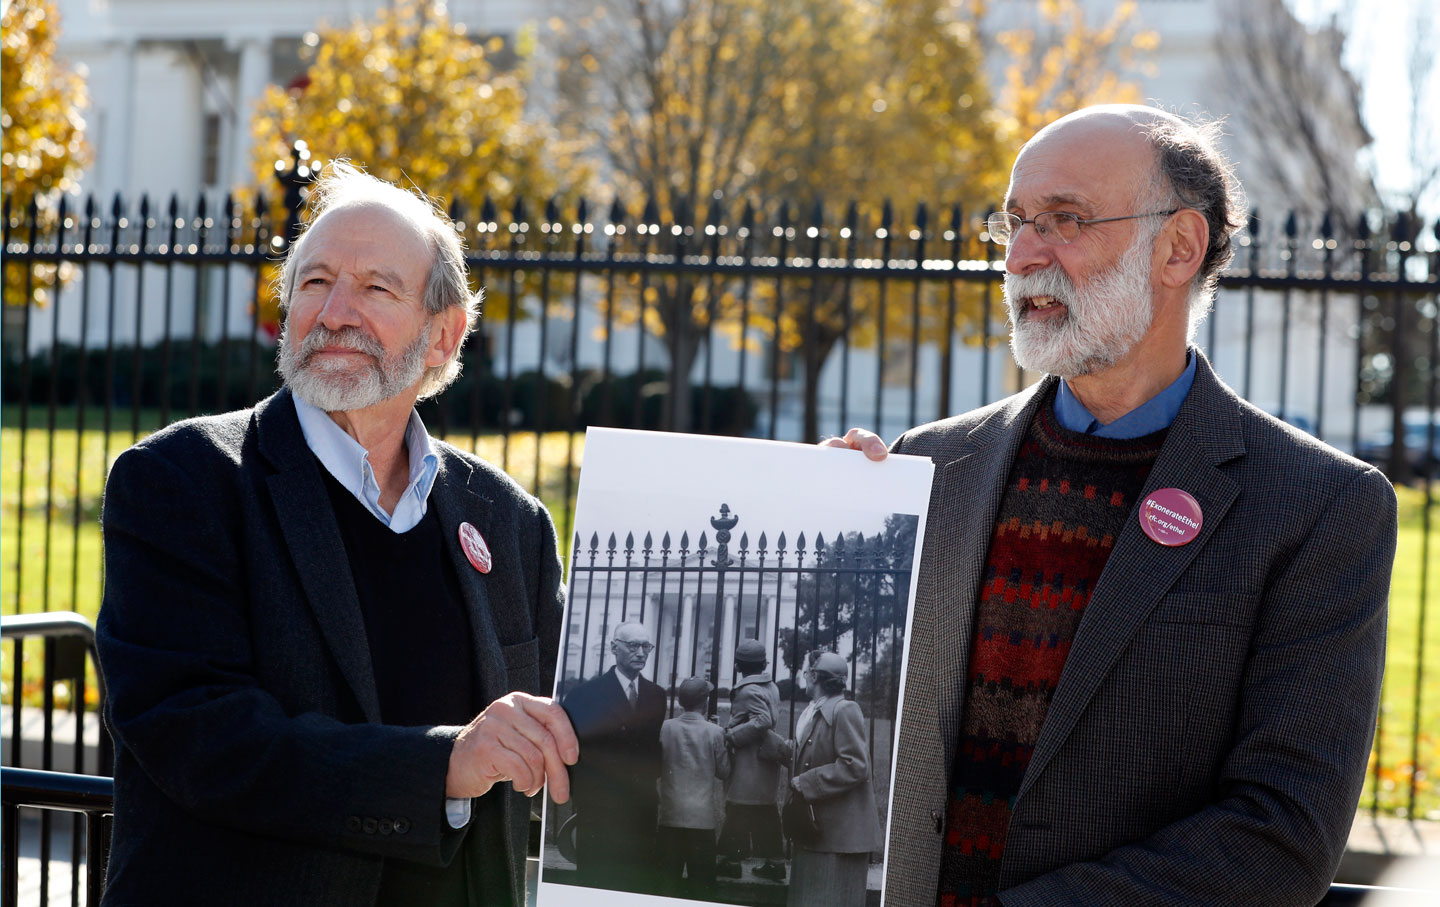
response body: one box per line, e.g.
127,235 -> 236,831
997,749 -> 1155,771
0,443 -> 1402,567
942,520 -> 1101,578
1139,488 -> 1203,547
458,522 -> 492,574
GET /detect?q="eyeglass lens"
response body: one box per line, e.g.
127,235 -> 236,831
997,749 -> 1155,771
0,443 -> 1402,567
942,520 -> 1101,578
987,212 -> 1078,245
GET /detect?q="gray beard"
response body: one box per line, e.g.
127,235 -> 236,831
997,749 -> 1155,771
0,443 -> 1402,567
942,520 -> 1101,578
1003,230 -> 1156,378
277,322 -> 430,412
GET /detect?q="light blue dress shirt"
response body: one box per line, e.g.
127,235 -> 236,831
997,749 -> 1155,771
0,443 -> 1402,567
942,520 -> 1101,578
291,394 -> 440,533
291,394 -> 470,828
1054,350 -> 1197,439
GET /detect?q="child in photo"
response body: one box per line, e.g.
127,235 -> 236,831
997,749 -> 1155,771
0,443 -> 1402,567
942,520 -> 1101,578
658,676 -> 732,900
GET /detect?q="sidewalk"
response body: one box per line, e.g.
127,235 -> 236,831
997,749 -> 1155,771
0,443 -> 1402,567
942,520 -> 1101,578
14,820 -> 1437,905
0,705 -> 105,774
1336,813 -> 1440,889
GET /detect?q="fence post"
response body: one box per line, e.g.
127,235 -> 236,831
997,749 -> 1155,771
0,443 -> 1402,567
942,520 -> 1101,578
707,504 -> 739,717
273,140 -> 318,252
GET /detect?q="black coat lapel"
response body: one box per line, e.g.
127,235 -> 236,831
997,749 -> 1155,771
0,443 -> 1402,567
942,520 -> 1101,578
255,390 -> 382,723
1020,355 -> 1245,799
429,452 -> 507,706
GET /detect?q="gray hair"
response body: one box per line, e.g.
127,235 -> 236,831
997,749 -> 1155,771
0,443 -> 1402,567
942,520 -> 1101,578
1137,116 -> 1248,339
612,621 -> 653,644
277,162 -> 481,400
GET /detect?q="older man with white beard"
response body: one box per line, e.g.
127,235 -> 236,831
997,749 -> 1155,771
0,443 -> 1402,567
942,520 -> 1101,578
97,163 -> 577,907
829,106 -> 1396,906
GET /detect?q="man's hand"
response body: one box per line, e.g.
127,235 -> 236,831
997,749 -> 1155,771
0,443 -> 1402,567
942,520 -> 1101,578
819,427 -> 888,462
445,692 -> 579,803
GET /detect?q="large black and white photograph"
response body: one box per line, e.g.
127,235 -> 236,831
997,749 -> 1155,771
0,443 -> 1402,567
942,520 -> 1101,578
539,428 -> 933,907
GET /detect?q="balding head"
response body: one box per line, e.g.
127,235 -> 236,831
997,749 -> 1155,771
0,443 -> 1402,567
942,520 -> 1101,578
278,162 -> 481,399
1017,105 -> 1246,335
610,621 -> 653,680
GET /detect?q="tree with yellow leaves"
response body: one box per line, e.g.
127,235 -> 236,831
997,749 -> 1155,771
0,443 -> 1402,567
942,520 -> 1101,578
2,0 -> 91,308
249,0 -> 586,329
990,0 -> 1159,149
549,0 -> 1010,437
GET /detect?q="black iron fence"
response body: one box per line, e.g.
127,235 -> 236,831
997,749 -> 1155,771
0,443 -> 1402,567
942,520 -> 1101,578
560,507 -> 917,768
2,181 -> 1437,841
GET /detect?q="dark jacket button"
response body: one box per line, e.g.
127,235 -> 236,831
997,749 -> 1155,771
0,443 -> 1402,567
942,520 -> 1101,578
363,817 -> 378,835
394,817 -> 411,835
379,818 -> 394,835
346,815 -> 361,833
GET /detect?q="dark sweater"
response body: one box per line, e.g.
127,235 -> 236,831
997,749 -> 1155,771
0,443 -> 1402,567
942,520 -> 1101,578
320,465 -> 481,906
937,400 -> 1166,907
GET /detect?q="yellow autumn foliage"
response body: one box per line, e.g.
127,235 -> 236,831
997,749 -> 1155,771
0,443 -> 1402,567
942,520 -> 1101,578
2,0 -> 91,307
993,0 -> 1159,152
248,0 -> 588,329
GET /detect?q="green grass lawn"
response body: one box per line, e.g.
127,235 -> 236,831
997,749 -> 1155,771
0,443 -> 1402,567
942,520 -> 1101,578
3,418 -> 1436,818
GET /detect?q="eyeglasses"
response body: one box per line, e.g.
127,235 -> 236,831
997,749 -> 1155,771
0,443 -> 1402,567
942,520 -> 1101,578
614,639 -> 654,654
985,210 -> 1178,246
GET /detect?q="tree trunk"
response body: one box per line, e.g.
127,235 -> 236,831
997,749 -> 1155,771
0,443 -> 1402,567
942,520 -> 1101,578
658,278 -> 702,433
801,329 -> 843,444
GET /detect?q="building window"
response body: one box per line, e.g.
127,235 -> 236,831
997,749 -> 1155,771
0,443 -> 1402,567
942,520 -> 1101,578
201,113 -> 222,186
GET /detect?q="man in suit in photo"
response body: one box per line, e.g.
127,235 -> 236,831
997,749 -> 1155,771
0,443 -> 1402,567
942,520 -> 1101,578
560,620 -> 668,892
828,105 -> 1397,905
97,163 -> 577,906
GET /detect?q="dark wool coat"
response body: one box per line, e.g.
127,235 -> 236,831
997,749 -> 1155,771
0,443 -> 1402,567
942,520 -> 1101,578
725,672 -> 783,805
96,389 -> 563,906
790,695 -> 883,855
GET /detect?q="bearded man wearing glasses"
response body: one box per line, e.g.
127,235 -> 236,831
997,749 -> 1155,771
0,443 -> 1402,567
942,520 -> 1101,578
560,621 -> 668,892
828,105 -> 1396,906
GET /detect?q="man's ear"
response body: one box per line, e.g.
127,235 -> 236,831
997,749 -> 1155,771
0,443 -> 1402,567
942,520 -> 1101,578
1157,209 -> 1209,290
426,305 -> 468,367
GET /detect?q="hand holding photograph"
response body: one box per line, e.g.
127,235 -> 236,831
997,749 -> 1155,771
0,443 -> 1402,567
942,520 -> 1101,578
539,428 -> 934,907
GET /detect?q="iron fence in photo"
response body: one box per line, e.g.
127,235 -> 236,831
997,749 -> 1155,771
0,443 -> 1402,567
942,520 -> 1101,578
561,506 -> 919,761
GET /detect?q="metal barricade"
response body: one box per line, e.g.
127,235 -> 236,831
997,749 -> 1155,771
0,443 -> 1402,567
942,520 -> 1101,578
1,613 -> 111,907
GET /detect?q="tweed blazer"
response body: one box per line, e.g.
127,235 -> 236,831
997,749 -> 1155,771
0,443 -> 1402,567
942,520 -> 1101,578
791,696 -> 883,855
96,389 -> 563,906
879,352 -> 1395,906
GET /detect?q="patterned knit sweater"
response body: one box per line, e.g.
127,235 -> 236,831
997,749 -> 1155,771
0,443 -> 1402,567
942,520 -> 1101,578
936,397 -> 1166,907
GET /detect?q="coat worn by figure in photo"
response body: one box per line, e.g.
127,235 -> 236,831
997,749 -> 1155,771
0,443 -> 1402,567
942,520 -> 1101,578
787,694 -> 882,907
561,665 -> 667,891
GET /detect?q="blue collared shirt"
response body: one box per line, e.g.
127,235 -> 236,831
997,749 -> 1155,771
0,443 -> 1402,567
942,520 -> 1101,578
292,394 -> 440,532
1054,350 -> 1197,439
292,393 -> 470,828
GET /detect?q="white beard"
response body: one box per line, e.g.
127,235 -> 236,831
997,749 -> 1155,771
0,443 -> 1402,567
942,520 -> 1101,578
277,322 -> 430,412
1003,228 -> 1157,378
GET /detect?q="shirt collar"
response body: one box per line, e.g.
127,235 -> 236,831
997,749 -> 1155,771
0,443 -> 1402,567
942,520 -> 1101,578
291,393 -> 440,531
1054,349 -> 1197,439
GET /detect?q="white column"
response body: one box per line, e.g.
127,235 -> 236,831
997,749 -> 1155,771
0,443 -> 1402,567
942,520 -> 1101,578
224,36 -> 273,342
99,39 -> 137,197
229,36 -> 271,191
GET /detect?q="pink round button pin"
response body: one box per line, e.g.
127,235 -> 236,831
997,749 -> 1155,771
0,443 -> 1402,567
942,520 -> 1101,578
1138,488 -> 1203,547
459,522 -> 492,574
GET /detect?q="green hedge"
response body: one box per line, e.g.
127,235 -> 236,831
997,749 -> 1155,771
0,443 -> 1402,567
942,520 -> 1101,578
4,343 -> 758,435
